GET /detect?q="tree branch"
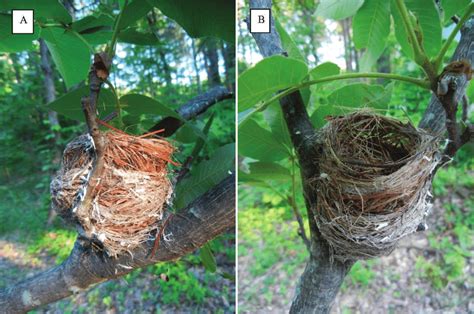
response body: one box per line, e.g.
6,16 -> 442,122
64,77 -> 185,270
419,16 -> 474,133
0,174 -> 235,313
247,1 -> 353,313
148,85 -> 234,137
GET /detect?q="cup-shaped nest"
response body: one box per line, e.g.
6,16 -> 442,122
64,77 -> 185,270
51,131 -> 175,257
314,111 -> 440,261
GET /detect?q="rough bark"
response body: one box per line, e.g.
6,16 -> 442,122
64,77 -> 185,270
419,17 -> 474,133
149,85 -> 234,137
0,174 -> 235,313
248,1 -> 473,313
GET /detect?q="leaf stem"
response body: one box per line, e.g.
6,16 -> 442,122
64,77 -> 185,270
103,79 -> 123,127
394,0 -> 437,82
107,0 -> 128,58
239,72 -> 430,125
434,3 -> 474,71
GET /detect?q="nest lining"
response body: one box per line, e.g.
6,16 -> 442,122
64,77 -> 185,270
314,111 -> 440,261
51,131 -> 174,257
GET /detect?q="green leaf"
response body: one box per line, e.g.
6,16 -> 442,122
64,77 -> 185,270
0,0 -> 72,23
263,105 -> 292,150
315,0 -> 365,20
118,0 -> 154,29
441,0 -> 470,23
309,62 -> 341,79
120,94 -> 181,119
174,143 -> 234,209
71,14 -> 114,45
151,0 -> 235,43
327,83 -> 392,109
0,14 -> 39,52
238,56 -> 308,112
174,123 -> 206,144
238,119 -> 290,161
275,17 -> 310,105
391,0 -> 441,59
118,28 -> 159,45
71,14 -> 114,32
239,162 -> 291,182
312,83 -> 393,128
41,27 -> 90,88
48,86 -> 116,122
200,243 -> 217,273
353,0 -> 391,71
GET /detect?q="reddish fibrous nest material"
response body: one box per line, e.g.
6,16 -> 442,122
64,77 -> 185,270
314,111 -> 440,262
51,131 -> 175,257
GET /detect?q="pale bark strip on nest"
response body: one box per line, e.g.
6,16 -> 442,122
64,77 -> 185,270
314,111 -> 440,262
51,131 -> 175,257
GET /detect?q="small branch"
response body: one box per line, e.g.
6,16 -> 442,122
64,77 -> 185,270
107,0 -> 128,58
103,79 -> 123,127
288,195 -> 310,250
240,72 -> 430,124
394,0 -> 437,83
434,3 -> 474,70
148,85 -> 233,137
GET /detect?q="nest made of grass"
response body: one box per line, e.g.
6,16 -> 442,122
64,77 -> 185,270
314,111 -> 440,261
51,131 -> 175,257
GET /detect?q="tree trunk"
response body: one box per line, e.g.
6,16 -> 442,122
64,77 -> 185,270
39,38 -> 62,226
340,18 -> 353,72
203,39 -> 222,87
376,49 -> 391,85
159,51 -> 173,87
221,41 -> 235,87
249,1 -> 474,313
191,39 -> 202,93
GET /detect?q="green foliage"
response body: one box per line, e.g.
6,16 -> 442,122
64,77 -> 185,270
238,119 -> 290,161
27,229 -> 76,264
120,93 -> 181,118
391,0 -> 441,59
41,27 -> 91,88
0,0 -> 72,23
0,14 -> 40,52
348,261 -> 375,287
200,243 -> 217,273
239,205 -> 308,277
48,86 -> 116,122
315,0 -> 364,20
239,162 -> 291,183
152,0 -> 235,43
440,0 -> 471,23
175,143 -> 235,209
308,62 -> 340,80
238,56 -> 308,112
353,0 -> 391,70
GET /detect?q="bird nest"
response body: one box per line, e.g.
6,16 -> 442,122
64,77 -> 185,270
51,131 -> 175,257
314,111 -> 440,262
